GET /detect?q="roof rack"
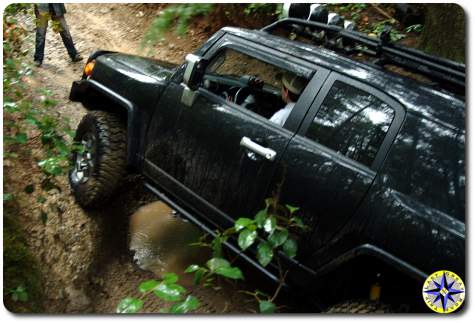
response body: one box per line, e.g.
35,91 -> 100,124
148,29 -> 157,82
261,18 -> 465,92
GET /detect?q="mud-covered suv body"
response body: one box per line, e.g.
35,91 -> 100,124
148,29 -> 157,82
69,21 -> 465,309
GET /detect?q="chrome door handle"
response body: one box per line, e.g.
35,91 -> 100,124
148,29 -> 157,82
240,137 -> 276,161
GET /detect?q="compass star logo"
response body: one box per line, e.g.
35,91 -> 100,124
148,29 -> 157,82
422,270 -> 465,313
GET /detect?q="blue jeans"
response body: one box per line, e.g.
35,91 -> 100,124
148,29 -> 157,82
34,8 -> 78,62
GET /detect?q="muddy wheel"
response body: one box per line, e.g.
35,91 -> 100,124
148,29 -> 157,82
69,111 -> 127,208
324,300 -> 392,313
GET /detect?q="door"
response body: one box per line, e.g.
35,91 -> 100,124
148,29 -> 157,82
270,73 -> 405,257
143,39 -> 329,228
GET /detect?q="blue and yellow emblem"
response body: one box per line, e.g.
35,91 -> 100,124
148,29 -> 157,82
422,270 -> 465,313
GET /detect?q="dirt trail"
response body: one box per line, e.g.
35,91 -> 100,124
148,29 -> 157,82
10,3 -> 255,313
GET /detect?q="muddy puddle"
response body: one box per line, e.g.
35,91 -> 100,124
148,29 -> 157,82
129,201 -> 210,282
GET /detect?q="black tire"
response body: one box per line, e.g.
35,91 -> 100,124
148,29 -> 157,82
69,111 -> 127,208
324,300 -> 392,314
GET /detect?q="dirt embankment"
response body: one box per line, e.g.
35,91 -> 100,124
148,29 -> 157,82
5,3 -> 264,313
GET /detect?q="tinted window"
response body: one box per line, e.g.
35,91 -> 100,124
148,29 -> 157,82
305,81 -> 395,167
384,114 -> 465,218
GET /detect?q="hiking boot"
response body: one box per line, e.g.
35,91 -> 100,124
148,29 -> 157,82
71,54 -> 83,62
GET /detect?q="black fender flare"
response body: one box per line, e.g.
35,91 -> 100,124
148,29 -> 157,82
70,78 -> 140,167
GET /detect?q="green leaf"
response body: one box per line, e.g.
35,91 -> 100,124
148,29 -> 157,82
3,101 -> 18,112
265,198 -> 274,208
116,297 -> 143,313
39,211 -> 48,224
263,216 -> 276,233
254,209 -> 267,228
238,229 -> 257,251
184,264 -> 200,273
153,282 -> 186,302
259,300 -> 277,313
24,184 -> 34,194
38,157 -> 63,176
163,272 -> 179,284
169,295 -> 200,314
291,216 -> 305,228
11,286 -> 28,302
268,229 -> 288,247
215,266 -> 244,280
211,235 -> 223,258
285,204 -> 300,214
193,269 -> 205,286
138,280 -> 159,293
206,257 -> 230,272
3,193 -> 14,201
206,257 -> 243,280
16,132 -> 28,143
37,196 -> 47,204
234,217 -> 254,232
257,242 -> 273,267
283,239 -> 298,258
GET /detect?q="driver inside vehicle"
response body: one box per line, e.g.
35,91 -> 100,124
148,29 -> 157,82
269,72 -> 307,126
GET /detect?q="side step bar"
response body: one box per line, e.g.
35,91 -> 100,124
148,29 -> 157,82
143,182 -> 282,284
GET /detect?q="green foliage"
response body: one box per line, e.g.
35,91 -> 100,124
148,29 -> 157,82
206,257 -> 244,280
39,211 -> 48,225
338,3 -> 367,13
153,281 -> 186,302
142,4 -> 214,48
168,295 -> 200,314
24,184 -> 35,194
268,228 -> 288,248
117,297 -> 144,313
259,300 -> 277,313
238,229 -> 257,250
138,280 -> 159,293
282,239 -> 298,258
244,3 -> 282,17
234,217 -> 254,231
369,19 -> 406,42
3,215 -> 43,312
254,209 -> 267,228
9,285 -> 29,302
38,157 -> 65,176
119,271 -> 201,314
263,216 -> 277,233
405,24 -> 423,33
257,242 -> 273,267
4,133 -> 28,145
4,3 -> 30,16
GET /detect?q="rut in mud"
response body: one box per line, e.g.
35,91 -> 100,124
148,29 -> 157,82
5,3 -> 259,313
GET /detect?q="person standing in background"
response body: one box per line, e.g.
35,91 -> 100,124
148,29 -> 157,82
33,3 -> 82,67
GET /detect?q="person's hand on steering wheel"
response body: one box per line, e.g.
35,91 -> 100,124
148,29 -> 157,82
248,76 -> 264,89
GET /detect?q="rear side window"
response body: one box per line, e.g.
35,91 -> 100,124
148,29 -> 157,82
384,114 -> 465,218
305,81 -> 395,167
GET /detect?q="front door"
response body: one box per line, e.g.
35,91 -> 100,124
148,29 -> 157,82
144,41 -> 328,228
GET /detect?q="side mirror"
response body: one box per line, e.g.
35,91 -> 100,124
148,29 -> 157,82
183,53 -> 206,90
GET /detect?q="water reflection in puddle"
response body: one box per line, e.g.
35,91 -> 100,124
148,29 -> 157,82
129,201 -> 209,279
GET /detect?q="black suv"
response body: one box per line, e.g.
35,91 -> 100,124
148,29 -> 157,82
68,15 -> 465,312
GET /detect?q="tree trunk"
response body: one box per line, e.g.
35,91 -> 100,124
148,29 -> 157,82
418,4 -> 465,63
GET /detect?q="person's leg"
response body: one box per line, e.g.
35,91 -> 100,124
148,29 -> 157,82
33,8 -> 49,64
53,15 -> 81,60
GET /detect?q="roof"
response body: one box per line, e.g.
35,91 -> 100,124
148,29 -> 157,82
222,27 -> 465,132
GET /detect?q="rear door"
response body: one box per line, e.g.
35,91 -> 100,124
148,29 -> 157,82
269,72 -> 405,256
144,35 -> 329,228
